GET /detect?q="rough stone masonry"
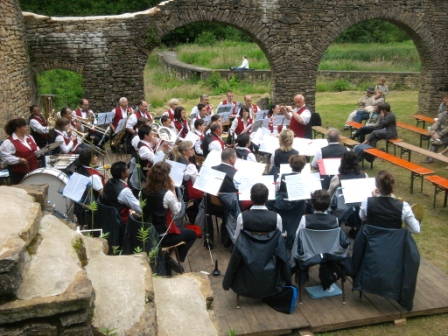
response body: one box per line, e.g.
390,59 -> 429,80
2,0 -> 448,139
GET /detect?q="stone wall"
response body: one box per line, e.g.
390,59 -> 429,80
8,0 -> 448,118
0,0 -> 35,138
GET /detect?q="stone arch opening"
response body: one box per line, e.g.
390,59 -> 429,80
34,69 -> 84,111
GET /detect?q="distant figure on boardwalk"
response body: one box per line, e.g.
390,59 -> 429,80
230,56 -> 249,71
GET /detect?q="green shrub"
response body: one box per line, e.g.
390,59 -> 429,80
195,31 -> 217,46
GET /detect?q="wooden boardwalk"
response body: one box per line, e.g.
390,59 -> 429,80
183,236 -> 448,335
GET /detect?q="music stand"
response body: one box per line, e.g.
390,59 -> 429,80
220,112 -> 232,123
255,110 -> 268,120
251,120 -> 264,133
273,115 -> 290,126
216,104 -> 233,114
97,111 -> 115,125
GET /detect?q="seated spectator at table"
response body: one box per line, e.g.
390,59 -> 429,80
270,129 -> 298,169
421,109 -> 448,163
344,87 -> 381,129
350,90 -> 384,124
350,105 -> 381,142
362,103 -> 397,148
437,93 -> 448,115
359,170 -> 420,233
375,77 -> 389,99
235,133 -> 256,162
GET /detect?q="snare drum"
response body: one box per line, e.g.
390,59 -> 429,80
20,168 -> 73,218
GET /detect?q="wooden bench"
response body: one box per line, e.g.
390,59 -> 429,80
312,126 -> 359,148
347,121 -> 363,133
396,121 -> 430,148
424,175 -> 448,208
386,140 -> 448,164
363,148 -> 434,194
412,114 -> 435,129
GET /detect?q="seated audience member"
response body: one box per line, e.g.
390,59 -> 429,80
363,103 -> 397,148
344,87 -> 378,129
101,161 -> 142,225
234,183 -> 282,241
350,90 -> 384,124
359,171 -> 420,233
296,189 -> 338,233
212,148 -> 239,193
235,133 -> 256,162
438,94 -> 448,115
173,106 -> 189,139
202,122 -> 225,157
160,115 -> 176,133
328,151 -> 368,197
375,77 -> 389,99
0,118 -> 39,184
230,55 -> 249,71
174,141 -> 203,201
350,105 -> 381,142
276,155 -> 307,194
421,109 -> 448,163
193,119 -> 206,156
270,129 -> 298,169
223,183 -> 291,303
141,161 -> 197,273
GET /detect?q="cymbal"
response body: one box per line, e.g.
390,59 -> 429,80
411,203 -> 424,223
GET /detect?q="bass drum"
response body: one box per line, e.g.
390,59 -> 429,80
20,168 -> 73,220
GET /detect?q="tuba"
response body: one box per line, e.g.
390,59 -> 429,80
40,94 -> 56,121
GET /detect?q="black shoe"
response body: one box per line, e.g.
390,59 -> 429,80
166,257 -> 184,274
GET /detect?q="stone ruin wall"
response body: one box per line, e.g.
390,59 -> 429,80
0,0 -> 36,139
2,0 -> 448,137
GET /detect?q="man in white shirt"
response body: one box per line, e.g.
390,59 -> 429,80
231,56 -> 249,71
190,94 -> 213,118
110,97 -> 132,135
284,94 -> 312,138
190,104 -> 209,130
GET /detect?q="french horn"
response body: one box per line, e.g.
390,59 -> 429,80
158,126 -> 177,145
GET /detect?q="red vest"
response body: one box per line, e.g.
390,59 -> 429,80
86,167 -> 106,186
134,110 -> 153,125
165,109 -> 174,120
235,118 -> 253,135
8,136 -> 38,174
206,104 -> 213,115
289,106 -> 308,138
112,107 -> 132,128
174,119 -> 189,138
268,116 -> 283,133
30,115 -> 49,139
251,104 -> 259,114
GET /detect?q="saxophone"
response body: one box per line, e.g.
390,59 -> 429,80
111,107 -> 133,147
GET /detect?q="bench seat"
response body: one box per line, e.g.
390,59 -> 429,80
424,175 -> 448,208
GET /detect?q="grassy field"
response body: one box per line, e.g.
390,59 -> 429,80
175,41 -> 420,72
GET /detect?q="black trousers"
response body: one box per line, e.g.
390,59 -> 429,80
161,228 -> 197,262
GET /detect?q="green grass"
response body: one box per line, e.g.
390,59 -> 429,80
175,41 -> 420,72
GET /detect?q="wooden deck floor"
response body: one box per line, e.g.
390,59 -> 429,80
183,235 -> 448,335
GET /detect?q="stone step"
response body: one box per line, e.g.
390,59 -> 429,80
153,273 -> 219,336
0,214 -> 93,334
0,186 -> 41,297
83,236 -> 156,335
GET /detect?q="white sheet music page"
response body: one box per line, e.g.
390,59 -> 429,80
285,172 -> 322,200
202,150 -> 222,167
166,160 -> 187,187
193,166 -> 226,196
341,178 -> 376,204
184,131 -> 200,143
63,172 -> 90,202
239,175 -> 276,201
321,158 -> 341,176
258,135 -> 279,154
96,111 -> 115,125
234,158 -> 265,176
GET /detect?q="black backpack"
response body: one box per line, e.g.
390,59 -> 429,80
305,111 -> 322,139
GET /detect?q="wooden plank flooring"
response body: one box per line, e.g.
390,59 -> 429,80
183,232 -> 448,335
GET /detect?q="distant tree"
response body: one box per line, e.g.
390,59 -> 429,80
335,20 -> 410,43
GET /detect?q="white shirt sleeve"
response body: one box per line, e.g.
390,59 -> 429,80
163,190 -> 182,217
55,134 -> 74,154
296,216 -> 307,236
126,113 -> 138,130
300,108 -> 312,125
247,152 -> 257,162
117,187 -> 142,214
0,139 -> 20,165
184,163 -> 199,184
194,138 -> 203,155
230,118 -> 238,133
209,140 -> 223,153
90,174 -> 103,192
29,119 -> 49,134
138,145 -> 156,163
311,149 -> 322,169
402,201 -> 420,233
234,213 -> 244,241
276,214 -> 283,233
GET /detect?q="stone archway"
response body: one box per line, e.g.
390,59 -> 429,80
19,0 -> 448,114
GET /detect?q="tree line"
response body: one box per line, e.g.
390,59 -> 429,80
20,0 -> 411,45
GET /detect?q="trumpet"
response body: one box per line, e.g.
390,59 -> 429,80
73,116 -> 109,135
72,115 -> 95,124
68,127 -> 89,139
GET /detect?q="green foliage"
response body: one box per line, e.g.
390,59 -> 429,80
112,246 -> 122,255
133,246 -> 143,254
100,232 -> 110,239
139,26 -> 162,51
195,31 -> 217,46
227,329 -> 236,336
37,69 -> 84,110
335,20 -> 410,43
98,328 -> 118,336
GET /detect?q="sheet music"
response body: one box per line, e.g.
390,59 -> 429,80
63,172 -> 90,202
292,138 -> 328,156
251,119 -> 264,133
166,160 -> 187,187
97,111 -> 115,125
285,172 -> 322,201
341,178 -> 376,204
279,163 -> 311,181
202,150 -> 222,167
192,166 -> 226,196
184,131 -> 200,143
255,110 -> 269,120
262,118 -> 271,128
216,104 -> 234,114
273,115 -> 290,126
219,112 -> 232,123
318,158 -> 341,176
239,175 -> 276,201
258,135 -> 279,154
234,158 -> 265,176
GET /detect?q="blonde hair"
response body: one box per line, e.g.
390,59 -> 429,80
173,140 -> 193,161
279,129 -> 294,152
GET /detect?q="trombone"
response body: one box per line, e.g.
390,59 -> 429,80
72,115 -> 109,135
69,127 -> 106,156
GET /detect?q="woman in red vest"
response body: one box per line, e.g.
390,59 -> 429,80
266,104 -> 285,136
0,118 -> 39,184
53,117 -> 80,154
230,106 -> 253,136
173,106 -> 189,139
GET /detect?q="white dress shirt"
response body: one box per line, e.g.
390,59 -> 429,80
29,118 -> 50,134
0,133 -> 38,165
54,130 -> 75,154
117,179 -> 141,214
234,205 -> 282,241
163,189 -> 182,217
